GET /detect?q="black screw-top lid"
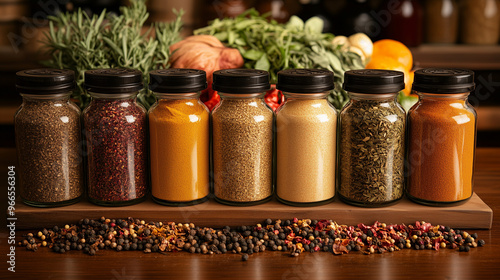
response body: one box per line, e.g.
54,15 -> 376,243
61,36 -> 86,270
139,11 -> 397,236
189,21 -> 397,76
149,69 -> 207,93
16,68 -> 75,94
343,69 -> 405,94
212,69 -> 270,93
412,68 -> 475,94
84,68 -> 143,94
277,69 -> 334,93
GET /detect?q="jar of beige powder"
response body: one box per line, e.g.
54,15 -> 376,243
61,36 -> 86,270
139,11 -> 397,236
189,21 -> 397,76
276,69 -> 337,206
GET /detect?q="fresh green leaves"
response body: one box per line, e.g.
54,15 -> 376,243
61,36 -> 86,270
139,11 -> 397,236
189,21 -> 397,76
194,9 -> 364,110
304,17 -> 323,34
397,92 -> 418,112
42,0 -> 182,108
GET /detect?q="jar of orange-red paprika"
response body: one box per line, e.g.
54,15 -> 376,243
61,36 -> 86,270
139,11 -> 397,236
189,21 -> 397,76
407,68 -> 476,206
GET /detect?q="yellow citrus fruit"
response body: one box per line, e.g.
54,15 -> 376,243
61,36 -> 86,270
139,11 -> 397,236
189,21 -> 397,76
372,39 -> 413,71
365,56 -> 410,94
406,70 -> 416,96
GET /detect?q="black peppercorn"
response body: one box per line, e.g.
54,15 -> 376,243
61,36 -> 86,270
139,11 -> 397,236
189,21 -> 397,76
242,254 -> 249,261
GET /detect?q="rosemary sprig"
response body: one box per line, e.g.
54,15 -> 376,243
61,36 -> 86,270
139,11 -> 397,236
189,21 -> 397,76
41,0 -> 183,108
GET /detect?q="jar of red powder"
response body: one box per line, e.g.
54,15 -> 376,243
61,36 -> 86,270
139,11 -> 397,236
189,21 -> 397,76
83,68 -> 148,206
407,68 -> 476,205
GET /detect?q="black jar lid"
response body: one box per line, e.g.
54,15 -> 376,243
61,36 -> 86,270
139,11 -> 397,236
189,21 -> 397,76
343,69 -> 405,94
16,68 -> 75,94
277,69 -> 334,93
212,69 -> 270,94
149,69 -> 207,93
412,68 -> 475,94
84,68 -> 143,94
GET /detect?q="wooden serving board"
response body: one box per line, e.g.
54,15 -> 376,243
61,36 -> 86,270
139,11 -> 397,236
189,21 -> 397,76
14,193 -> 492,230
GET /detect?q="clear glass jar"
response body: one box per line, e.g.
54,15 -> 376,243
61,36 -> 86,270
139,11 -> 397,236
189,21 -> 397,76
461,0 -> 500,45
83,68 -> 148,206
15,69 -> 84,207
212,69 -> 273,206
276,69 -> 337,206
380,0 -> 424,47
407,68 -> 476,205
425,0 -> 459,44
148,69 -> 210,206
339,70 -> 406,207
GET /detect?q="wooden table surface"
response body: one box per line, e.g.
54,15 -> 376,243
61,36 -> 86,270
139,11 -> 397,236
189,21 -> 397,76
1,148 -> 499,279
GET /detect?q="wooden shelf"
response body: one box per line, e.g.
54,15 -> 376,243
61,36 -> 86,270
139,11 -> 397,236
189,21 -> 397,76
411,44 -> 500,70
477,106 -> 500,131
14,193 -> 493,230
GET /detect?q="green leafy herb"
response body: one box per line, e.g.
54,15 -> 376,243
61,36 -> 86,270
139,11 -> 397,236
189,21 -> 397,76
41,0 -> 183,108
397,92 -> 418,112
195,9 -> 364,110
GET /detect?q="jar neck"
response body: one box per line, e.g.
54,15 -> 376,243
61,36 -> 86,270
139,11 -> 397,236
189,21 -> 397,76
218,92 -> 265,99
416,91 -> 469,103
348,92 -> 398,102
21,92 -> 72,102
154,92 -> 201,100
89,91 -> 138,100
282,91 -> 329,100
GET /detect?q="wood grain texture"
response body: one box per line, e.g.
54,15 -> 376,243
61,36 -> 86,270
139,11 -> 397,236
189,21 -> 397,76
14,193 -> 493,230
1,148 -> 500,279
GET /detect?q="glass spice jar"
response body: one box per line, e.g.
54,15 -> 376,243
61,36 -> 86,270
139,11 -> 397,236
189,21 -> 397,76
276,69 -> 337,206
149,69 -> 210,206
83,68 -> 148,206
424,0 -> 459,44
407,68 -> 476,206
15,69 -> 84,207
339,69 -> 406,207
379,0 -> 424,47
212,69 -> 273,206
460,0 -> 500,45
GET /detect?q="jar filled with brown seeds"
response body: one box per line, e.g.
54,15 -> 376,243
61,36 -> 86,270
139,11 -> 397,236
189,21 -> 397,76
15,69 -> 84,207
212,69 -> 274,205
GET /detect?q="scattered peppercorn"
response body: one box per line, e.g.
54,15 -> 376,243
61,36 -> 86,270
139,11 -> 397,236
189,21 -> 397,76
18,218 -> 485,259
242,254 -> 249,261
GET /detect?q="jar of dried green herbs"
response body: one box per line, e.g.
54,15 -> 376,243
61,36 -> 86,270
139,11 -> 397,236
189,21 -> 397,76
15,69 -> 84,207
339,69 -> 406,207
276,69 -> 337,206
83,68 -> 148,206
212,69 -> 273,206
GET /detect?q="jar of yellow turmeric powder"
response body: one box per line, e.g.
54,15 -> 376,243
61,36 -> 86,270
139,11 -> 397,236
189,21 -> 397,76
149,69 -> 210,206
407,68 -> 476,206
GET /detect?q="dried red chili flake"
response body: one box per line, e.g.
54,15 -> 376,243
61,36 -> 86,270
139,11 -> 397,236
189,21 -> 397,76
83,69 -> 148,205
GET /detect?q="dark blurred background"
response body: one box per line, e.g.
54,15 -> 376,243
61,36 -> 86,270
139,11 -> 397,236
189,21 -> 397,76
1,0 -> 499,147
